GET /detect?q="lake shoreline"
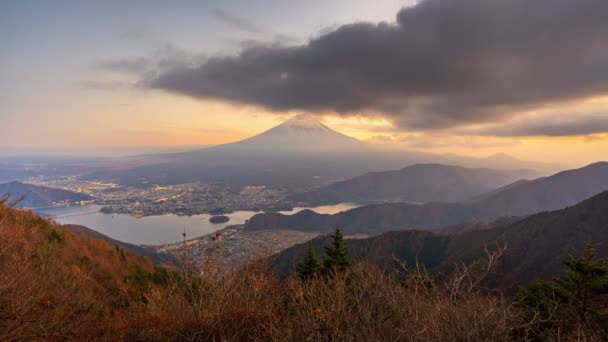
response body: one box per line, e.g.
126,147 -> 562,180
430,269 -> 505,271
35,203 -> 360,246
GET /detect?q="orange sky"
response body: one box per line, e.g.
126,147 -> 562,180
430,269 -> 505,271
4,86 -> 606,167
1,0 -> 607,167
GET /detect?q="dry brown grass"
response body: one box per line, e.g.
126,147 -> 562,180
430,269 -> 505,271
0,202 -> 153,340
1,202 -> 605,341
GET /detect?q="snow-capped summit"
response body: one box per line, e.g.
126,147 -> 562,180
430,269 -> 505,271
282,114 -> 327,128
262,114 -> 334,137
233,114 -> 363,153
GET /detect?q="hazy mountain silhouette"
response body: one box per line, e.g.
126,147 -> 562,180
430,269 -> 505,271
90,115 -> 430,187
470,161 -> 608,218
246,162 -> 608,234
90,115 -> 557,188
245,202 -> 479,234
290,164 -> 538,205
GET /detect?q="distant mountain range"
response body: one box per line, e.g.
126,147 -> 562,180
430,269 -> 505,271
271,190 -> 608,291
246,161 -> 608,234
290,164 -> 539,205
246,202 -> 479,234
466,161 -> 608,218
0,181 -> 92,208
84,115 -> 559,188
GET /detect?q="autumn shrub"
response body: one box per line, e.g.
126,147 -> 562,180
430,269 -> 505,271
1,201 -> 606,341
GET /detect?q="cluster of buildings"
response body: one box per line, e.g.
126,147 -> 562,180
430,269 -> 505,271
30,176 -> 291,217
157,225 -> 319,269
96,183 -> 290,216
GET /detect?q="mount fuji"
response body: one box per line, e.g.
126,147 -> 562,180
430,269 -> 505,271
220,114 -> 366,155
96,115 -> 406,187
91,115 -> 553,188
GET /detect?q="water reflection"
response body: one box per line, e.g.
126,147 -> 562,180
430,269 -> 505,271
37,203 -> 359,245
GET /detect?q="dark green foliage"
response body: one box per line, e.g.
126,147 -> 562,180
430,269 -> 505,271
297,242 -> 322,280
150,266 -> 173,286
514,243 -> 608,336
48,229 -> 64,244
76,256 -> 92,267
323,228 -> 350,274
119,248 -> 127,262
557,244 -> 608,323
513,279 -> 566,332
121,267 -> 175,305
295,228 -> 351,280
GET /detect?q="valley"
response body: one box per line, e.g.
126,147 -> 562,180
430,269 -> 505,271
38,202 -> 358,245
2,117 -> 608,341
3,116 -> 608,268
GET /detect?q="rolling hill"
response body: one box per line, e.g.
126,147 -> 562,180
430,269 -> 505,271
289,164 -> 538,205
246,162 -> 608,235
271,191 -> 608,291
0,181 -> 92,208
470,161 -> 608,218
3,180 -> 593,340
245,202 -> 480,234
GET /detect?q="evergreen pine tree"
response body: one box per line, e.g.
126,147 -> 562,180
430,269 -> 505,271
514,243 -> 608,335
557,243 -> 608,323
323,228 -> 350,274
297,241 -> 321,280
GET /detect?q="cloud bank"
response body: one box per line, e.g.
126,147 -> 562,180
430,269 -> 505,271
143,0 -> 608,133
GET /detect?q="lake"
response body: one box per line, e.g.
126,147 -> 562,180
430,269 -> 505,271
36,203 -> 359,245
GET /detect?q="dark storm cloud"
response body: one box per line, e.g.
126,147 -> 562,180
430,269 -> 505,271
469,113 -> 608,137
146,0 -> 608,130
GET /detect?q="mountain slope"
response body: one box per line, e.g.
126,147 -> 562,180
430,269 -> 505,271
85,115 -> 553,188
272,191 -> 608,290
91,115 -> 430,187
0,200 -> 156,338
0,181 -> 92,208
1,191 -> 579,340
64,224 -> 175,265
245,202 -> 479,234
448,190 -> 608,290
471,161 -> 608,218
248,162 -> 608,235
290,164 -> 538,205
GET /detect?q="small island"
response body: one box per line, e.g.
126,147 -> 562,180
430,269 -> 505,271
209,215 -> 230,224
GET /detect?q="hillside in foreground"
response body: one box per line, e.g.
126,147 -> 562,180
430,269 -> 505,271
1,197 -> 606,340
64,224 -> 176,265
0,201 -> 155,339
